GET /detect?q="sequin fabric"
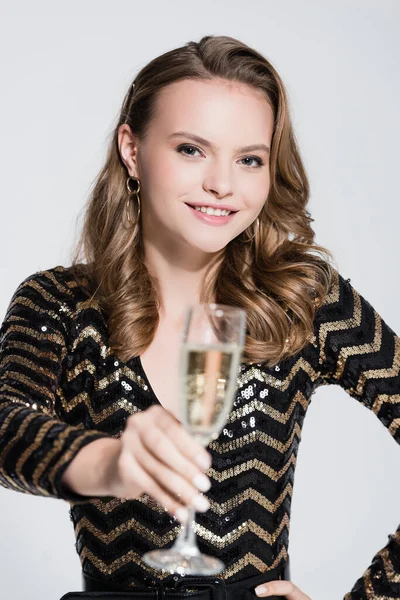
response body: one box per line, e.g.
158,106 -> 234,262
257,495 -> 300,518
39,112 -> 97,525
0,265 -> 399,598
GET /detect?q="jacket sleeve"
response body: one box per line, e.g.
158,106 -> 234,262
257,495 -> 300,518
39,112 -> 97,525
312,269 -> 400,599
0,269 -> 112,503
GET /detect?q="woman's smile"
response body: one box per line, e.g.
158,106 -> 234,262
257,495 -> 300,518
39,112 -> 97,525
185,202 -> 238,226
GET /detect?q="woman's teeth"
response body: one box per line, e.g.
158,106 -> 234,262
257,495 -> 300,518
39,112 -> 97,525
193,206 -> 232,216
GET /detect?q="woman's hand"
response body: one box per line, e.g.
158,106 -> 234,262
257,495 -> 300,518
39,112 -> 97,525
107,405 -> 213,522
255,579 -> 312,599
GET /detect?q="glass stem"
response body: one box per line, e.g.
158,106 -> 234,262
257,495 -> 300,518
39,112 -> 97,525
172,505 -> 200,556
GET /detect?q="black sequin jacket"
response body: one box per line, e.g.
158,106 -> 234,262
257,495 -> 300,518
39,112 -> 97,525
0,265 -> 399,598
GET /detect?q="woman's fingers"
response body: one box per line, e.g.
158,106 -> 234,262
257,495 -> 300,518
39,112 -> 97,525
132,407 -> 212,491
117,448 -> 190,522
116,406 -> 213,520
130,427 -> 211,515
255,580 -> 312,599
143,405 -> 212,469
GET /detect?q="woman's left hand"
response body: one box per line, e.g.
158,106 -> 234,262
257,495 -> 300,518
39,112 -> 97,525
255,579 -> 312,598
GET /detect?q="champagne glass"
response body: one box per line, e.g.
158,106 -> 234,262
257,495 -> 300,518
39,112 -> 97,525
142,303 -> 246,575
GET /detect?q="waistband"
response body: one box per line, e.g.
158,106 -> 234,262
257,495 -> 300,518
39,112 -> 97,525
81,556 -> 291,599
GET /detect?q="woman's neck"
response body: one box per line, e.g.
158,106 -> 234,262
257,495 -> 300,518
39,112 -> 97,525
143,240 -> 220,321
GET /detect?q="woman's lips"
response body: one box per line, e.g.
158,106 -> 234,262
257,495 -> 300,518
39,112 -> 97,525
185,203 -> 237,226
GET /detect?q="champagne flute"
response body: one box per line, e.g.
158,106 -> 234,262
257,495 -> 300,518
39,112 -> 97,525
142,303 -> 246,575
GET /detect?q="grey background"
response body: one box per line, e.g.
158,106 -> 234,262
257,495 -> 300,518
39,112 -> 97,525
0,1 -> 399,598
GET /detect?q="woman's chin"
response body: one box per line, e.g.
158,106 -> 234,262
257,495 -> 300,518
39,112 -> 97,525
185,238 -> 230,255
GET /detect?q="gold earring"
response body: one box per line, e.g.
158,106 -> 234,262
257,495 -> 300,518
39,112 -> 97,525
126,176 -> 141,225
239,217 -> 259,243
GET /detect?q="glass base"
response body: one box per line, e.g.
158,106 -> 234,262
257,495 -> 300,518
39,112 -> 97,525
142,548 -> 225,575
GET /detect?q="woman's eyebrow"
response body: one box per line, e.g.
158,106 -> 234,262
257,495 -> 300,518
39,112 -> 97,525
168,131 -> 270,154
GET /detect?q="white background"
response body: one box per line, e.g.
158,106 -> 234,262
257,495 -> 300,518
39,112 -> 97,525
0,1 -> 399,599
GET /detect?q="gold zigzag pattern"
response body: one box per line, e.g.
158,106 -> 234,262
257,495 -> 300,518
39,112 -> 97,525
80,481 -> 292,526
0,407 -> 39,494
71,326 -> 109,353
44,270 -> 75,299
0,367 -> 55,401
61,350 -> 320,406
315,282 -> 400,400
160,482 -> 294,514
209,453 -> 296,485
5,339 -> 59,362
358,570 -> 394,600
332,309 -> 382,383
353,335 -> 400,398
380,547 -> 400,583
209,421 -> 302,454
57,387 -> 141,422
1,322 -> 64,350
372,394 -> 400,414
16,420 -> 56,491
60,358 -> 312,424
69,497 -> 125,512
318,285 -> 362,365
12,291 -> 61,322
2,354 -> 58,383
78,545 -> 288,581
62,350 -> 317,402
73,511 -> 290,550
228,391 -> 311,425
0,388 -> 54,416
235,357 -> 323,393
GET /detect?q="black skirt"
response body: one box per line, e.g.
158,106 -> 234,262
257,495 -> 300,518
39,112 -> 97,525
59,556 -> 291,600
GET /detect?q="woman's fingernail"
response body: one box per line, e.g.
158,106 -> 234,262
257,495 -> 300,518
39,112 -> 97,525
192,472 -> 211,492
174,507 -> 189,523
255,584 -> 268,596
195,453 -> 212,470
192,494 -> 211,512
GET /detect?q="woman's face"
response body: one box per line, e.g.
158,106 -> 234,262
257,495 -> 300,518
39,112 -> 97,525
119,77 -> 274,256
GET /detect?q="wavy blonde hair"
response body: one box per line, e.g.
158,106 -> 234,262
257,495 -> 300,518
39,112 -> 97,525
71,34 -> 337,367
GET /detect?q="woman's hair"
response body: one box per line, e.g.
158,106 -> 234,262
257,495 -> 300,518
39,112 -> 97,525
71,34 -> 337,367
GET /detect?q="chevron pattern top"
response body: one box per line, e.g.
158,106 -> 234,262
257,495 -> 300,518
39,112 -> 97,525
0,265 -> 399,598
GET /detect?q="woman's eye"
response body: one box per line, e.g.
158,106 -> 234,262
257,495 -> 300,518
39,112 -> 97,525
177,145 -> 264,168
177,144 -> 201,157
240,156 -> 264,168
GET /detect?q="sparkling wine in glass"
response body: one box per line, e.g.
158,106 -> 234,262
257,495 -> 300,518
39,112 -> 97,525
142,303 -> 246,575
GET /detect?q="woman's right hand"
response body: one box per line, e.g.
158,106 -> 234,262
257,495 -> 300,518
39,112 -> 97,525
107,405 -> 213,523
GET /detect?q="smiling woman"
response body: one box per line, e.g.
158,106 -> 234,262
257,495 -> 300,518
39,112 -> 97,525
1,33 -> 399,600
73,39 -> 335,369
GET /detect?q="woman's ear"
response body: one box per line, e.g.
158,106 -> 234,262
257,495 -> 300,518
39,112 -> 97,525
117,124 -> 140,177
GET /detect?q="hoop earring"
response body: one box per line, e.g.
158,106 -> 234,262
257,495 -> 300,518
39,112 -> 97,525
126,176 -> 141,226
238,217 -> 259,243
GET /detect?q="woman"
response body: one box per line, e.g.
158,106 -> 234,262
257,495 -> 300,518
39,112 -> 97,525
0,35 -> 398,600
